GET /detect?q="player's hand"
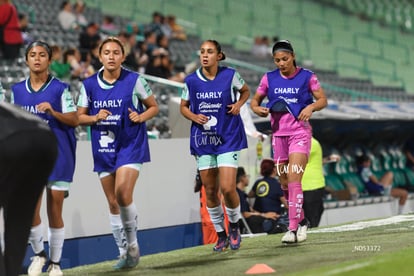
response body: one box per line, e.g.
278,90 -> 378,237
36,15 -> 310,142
95,109 -> 112,122
227,103 -> 241,115
128,108 -> 142,123
264,212 -> 279,220
195,114 -> 209,125
36,102 -> 53,114
298,106 -> 313,121
253,106 -> 270,117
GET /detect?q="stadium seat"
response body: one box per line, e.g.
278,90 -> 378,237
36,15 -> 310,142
339,172 -> 367,196
323,148 -> 368,199
325,174 -> 346,191
402,168 -> 414,192
374,144 -> 409,188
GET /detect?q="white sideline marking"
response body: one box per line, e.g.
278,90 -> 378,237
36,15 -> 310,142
241,233 -> 267,238
309,215 -> 414,233
324,261 -> 374,275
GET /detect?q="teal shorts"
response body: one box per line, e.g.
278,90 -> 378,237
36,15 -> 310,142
98,163 -> 142,179
47,181 -> 71,191
196,151 -> 241,170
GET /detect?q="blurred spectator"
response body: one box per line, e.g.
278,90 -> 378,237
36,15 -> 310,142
165,58 -> 185,82
160,17 -> 172,39
145,47 -> 185,82
144,30 -> 157,57
156,33 -> 170,54
146,33 -> 185,81
78,22 -> 101,60
57,1 -> 77,30
100,15 -> 118,35
126,21 -> 145,41
251,36 -> 270,58
63,47 -> 94,80
248,159 -> 288,222
0,0 -> 23,60
73,0 -> 88,28
144,48 -> 167,77
357,154 -> 408,214
357,154 -> 393,196
49,45 -> 71,80
80,50 -> 95,79
237,166 -> 288,234
63,47 -> 82,79
403,137 -> 414,171
18,13 -> 33,45
251,37 -> 262,57
135,41 -> 149,73
165,15 -> 187,41
89,40 -> 102,71
118,31 -> 140,71
146,11 -> 164,36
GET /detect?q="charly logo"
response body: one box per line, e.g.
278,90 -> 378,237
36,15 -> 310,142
203,115 -> 217,130
99,130 -> 115,148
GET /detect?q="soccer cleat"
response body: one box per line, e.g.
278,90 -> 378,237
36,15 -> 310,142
126,244 -> 140,268
113,254 -> 128,270
213,236 -> 229,252
281,230 -> 298,244
28,255 -> 47,276
47,263 -> 63,276
297,218 -> 310,243
229,227 -> 241,250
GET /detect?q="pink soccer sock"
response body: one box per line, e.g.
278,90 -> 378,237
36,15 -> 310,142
288,182 -> 304,231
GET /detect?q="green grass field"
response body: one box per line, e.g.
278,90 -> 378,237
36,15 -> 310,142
49,215 -> 414,276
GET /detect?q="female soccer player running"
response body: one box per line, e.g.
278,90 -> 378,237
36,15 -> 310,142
250,40 -> 327,244
77,37 -> 159,269
180,39 -> 250,251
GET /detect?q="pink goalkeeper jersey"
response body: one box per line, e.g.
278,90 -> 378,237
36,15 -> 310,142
256,67 -> 321,136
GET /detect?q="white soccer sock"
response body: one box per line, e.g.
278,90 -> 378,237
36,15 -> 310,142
120,203 -> 138,247
110,213 -> 127,255
48,227 -> 65,263
398,204 -> 404,215
29,224 -> 45,255
206,205 -> 225,233
384,186 -> 392,196
225,205 -> 241,224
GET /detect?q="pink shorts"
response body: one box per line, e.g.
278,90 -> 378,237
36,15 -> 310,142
272,132 -> 312,163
